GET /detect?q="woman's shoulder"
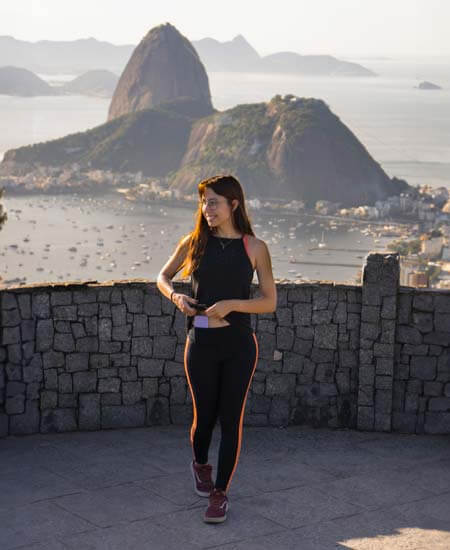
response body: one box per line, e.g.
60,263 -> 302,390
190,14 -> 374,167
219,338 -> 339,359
244,233 -> 266,249
244,234 -> 270,262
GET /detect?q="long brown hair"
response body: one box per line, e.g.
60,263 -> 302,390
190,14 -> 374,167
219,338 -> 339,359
178,174 -> 255,277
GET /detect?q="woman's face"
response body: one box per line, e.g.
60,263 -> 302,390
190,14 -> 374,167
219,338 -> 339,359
201,188 -> 237,228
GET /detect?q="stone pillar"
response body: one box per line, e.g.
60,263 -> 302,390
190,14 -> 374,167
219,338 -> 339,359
358,253 -> 399,432
0,291 -> 8,437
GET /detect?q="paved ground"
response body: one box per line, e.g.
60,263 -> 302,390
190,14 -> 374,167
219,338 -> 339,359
1,425 -> 449,549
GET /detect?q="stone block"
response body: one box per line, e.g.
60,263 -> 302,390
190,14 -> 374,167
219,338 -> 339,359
76,336 -> 99,353
131,336 -> 153,357
54,333 -> 75,352
313,325 -> 338,350
293,338 -> 312,356
148,316 -> 172,336
359,365 -> 375,386
142,378 -> 158,398
79,393 -> 100,430
164,361 -> 184,377
357,406 -> 374,430
375,376 -> 392,390
41,408 -> 77,433
413,312 -> 433,333
42,350 -> 64,369
170,404 -> 192,425
376,358 -> 393,376
18,294 -> 31,318
58,373 -> 73,393
312,310 -> 333,325
9,399 -> 40,435
428,397 -> 450,411
276,326 -> 294,350
435,313 -> 450,333
424,412 -> 450,434
112,325 -> 131,341
53,306 -> 77,321
358,385 -> 374,406
410,356 -> 436,380
423,382 -> 443,397
41,390 -> 58,409
266,374 -> 295,396
6,394 -> 25,414
98,377 -> 121,393
146,397 -> 170,425
138,358 -> 164,377
2,308 -> 21,327
32,293 -> 50,318
23,355 -> 43,383
36,320 -> 53,351
397,325 -> 422,344
73,371 -> 97,393
169,377 -> 186,404
361,305 -> 380,323
282,352 -> 304,374
413,294 -> 433,312
276,307 -> 292,326
144,295 -> 162,316
66,353 -> 89,373
287,287 -> 312,303
123,381 -> 142,405
293,303 -> 312,326
51,291 -> 72,306
110,353 -> 131,367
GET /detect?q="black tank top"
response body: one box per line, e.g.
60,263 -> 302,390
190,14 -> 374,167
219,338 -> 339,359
186,233 -> 255,337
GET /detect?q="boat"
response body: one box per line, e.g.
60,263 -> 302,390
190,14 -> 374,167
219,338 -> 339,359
318,231 -> 327,249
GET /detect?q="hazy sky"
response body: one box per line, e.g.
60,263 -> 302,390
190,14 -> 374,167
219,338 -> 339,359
1,0 -> 449,57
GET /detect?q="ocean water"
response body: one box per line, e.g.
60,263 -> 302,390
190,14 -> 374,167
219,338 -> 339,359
0,193 -> 394,286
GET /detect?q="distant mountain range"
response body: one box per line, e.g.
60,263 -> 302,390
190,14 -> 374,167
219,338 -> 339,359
0,34 -> 375,77
0,66 -> 118,97
0,24 -> 404,207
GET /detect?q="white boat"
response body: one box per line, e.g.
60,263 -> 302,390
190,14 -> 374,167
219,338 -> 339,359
318,231 -> 327,248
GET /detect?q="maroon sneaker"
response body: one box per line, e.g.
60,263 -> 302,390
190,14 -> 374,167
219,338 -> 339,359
191,460 -> 214,497
204,488 -> 229,523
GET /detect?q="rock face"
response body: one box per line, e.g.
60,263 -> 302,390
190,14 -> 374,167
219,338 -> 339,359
108,23 -> 213,121
169,95 -> 408,206
0,66 -> 59,96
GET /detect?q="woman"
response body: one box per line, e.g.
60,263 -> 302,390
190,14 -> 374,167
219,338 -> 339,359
157,174 -> 276,523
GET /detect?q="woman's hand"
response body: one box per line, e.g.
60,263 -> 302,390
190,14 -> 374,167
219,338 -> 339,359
172,293 -> 198,316
205,300 -> 234,320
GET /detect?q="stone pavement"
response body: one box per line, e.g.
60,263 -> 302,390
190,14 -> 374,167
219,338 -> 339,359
1,425 -> 449,549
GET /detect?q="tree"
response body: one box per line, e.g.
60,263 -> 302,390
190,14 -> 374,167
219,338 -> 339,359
0,188 -> 7,231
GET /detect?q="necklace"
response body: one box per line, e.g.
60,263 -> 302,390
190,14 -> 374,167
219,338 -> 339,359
218,237 -> 235,250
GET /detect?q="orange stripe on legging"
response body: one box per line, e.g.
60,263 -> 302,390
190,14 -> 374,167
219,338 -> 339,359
225,331 -> 259,493
183,338 -> 198,452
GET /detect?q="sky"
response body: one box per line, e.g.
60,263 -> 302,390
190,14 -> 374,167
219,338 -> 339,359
0,0 -> 449,57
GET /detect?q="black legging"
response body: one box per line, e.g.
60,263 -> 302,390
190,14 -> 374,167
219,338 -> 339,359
184,324 -> 259,492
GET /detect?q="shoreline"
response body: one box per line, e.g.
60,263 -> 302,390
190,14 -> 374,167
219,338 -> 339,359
1,187 -> 414,230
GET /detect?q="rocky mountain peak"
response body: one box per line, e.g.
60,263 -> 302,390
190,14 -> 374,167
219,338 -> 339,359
108,23 -> 213,121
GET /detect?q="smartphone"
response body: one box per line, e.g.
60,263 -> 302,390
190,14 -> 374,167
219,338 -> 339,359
193,303 -> 207,312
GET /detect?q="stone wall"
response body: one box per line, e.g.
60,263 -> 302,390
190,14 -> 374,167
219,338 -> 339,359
1,253 -> 449,438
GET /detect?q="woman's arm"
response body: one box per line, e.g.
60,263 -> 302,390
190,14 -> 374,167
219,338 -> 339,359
232,238 -> 277,314
156,234 -> 198,315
